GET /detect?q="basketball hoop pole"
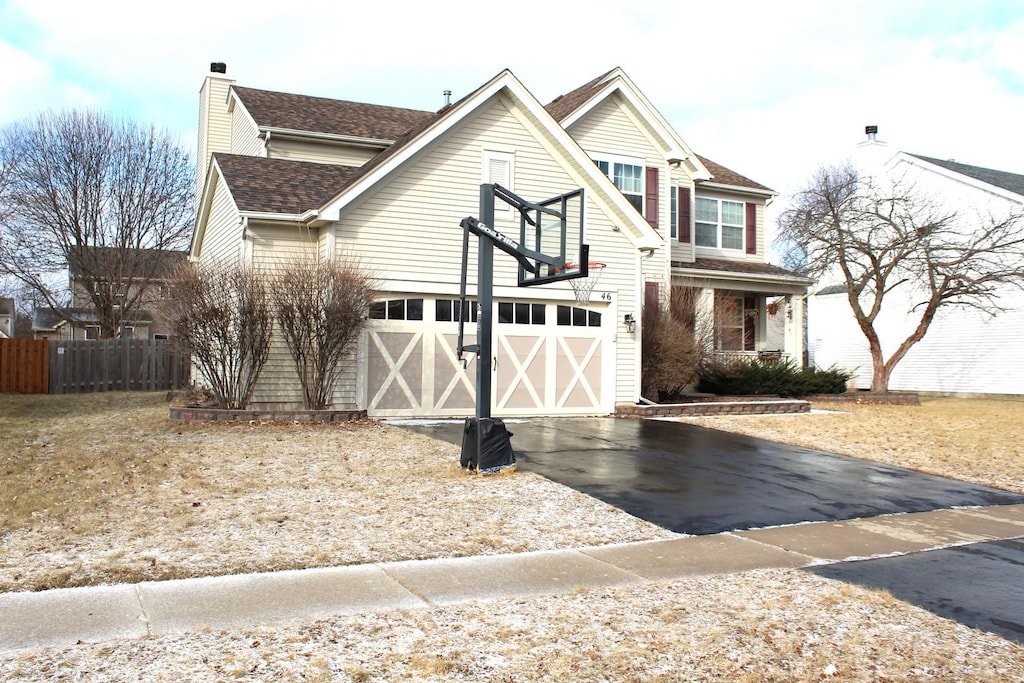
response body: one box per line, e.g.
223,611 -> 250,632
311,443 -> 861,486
457,184 -> 576,474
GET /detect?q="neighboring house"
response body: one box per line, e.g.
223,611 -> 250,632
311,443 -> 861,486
809,131 -> 1024,395
0,297 -> 14,338
192,63 -> 810,416
32,247 -> 186,340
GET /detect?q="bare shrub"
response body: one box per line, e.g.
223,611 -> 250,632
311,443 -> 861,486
161,260 -> 273,409
642,287 -> 707,401
272,257 -> 375,410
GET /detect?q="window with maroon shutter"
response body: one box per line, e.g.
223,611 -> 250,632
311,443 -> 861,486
679,187 -> 691,242
645,167 -> 659,228
745,203 -> 757,254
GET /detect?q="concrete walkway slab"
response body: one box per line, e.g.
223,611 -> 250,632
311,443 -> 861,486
958,503 -> 1024,527
736,521 -> 933,561
141,565 -> 424,635
0,584 -> 147,652
582,535 -> 812,579
382,549 -> 643,605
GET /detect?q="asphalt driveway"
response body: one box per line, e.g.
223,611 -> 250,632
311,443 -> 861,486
402,417 -> 1024,535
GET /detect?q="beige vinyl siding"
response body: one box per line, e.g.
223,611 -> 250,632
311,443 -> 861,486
670,168 -> 696,264
198,75 -> 234,203
230,105 -> 265,157
227,223 -> 358,410
334,94 -> 642,407
267,138 -> 380,167
196,177 -> 243,264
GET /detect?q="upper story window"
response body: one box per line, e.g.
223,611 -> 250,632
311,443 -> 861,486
593,157 -> 643,213
696,198 -> 744,250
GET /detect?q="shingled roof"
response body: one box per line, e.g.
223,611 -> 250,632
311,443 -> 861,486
909,154 -> 1024,198
544,69 -> 615,122
232,87 -> 434,141
674,257 -> 812,283
214,153 -> 359,214
696,155 -> 774,194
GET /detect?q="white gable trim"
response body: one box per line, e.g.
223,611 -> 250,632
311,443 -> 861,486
318,70 -> 661,251
559,69 -> 711,181
889,152 -> 1024,205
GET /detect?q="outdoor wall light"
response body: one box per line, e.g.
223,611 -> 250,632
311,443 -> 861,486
623,313 -> 636,333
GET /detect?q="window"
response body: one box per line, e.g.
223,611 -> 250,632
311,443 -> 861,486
556,305 -> 602,327
153,333 -> 169,341
484,150 -> 514,214
498,302 -> 546,325
369,298 -> 424,321
696,197 -> 744,250
84,325 -> 101,340
120,326 -> 135,339
593,157 -> 643,212
436,299 -> 478,323
715,293 -> 755,351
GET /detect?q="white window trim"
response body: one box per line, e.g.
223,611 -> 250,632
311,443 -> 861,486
670,182 -> 679,240
483,149 -> 515,214
695,196 -> 746,254
591,152 -> 645,214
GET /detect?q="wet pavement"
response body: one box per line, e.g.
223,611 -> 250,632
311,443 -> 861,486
810,538 -> 1024,642
404,417 -> 1024,535
397,416 -> 1024,643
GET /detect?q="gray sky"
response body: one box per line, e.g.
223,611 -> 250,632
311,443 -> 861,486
2,0 -> 1022,249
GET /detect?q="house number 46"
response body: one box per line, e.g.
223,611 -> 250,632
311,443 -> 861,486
599,292 -> 613,301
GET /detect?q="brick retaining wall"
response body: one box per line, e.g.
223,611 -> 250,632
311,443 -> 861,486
169,406 -> 368,423
616,399 -> 810,418
808,392 -> 920,406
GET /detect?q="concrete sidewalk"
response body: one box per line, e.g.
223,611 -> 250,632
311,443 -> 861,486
2,504 -> 1023,654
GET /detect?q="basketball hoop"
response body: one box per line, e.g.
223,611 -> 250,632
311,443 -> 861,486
567,262 -> 606,306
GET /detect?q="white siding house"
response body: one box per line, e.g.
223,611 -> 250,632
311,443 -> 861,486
190,64 -> 811,416
809,133 -> 1024,395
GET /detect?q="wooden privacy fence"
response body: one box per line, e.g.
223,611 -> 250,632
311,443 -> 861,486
0,338 -> 50,393
49,339 -> 191,394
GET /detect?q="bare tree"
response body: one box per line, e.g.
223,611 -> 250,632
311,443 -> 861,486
0,109 -> 194,337
272,257 -> 375,410
778,162 -> 1024,391
160,261 -> 273,410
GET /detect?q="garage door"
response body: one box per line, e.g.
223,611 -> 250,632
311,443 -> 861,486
365,296 -> 612,418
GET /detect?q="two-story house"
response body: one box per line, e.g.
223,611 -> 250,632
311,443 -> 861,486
31,246 -> 186,340
191,63 -> 810,416
809,132 -> 1024,395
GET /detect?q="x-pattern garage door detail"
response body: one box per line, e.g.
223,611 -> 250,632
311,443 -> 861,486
364,300 -> 610,418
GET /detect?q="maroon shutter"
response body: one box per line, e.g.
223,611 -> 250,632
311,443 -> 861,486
744,296 -> 756,351
645,167 -> 659,228
745,202 -> 757,254
644,281 -> 659,311
679,187 -> 691,242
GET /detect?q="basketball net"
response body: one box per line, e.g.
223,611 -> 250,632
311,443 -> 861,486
568,262 -> 606,306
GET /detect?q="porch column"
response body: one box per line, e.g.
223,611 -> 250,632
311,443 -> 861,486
696,287 -> 715,352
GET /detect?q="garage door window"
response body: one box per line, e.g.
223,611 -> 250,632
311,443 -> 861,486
557,305 -> 601,327
498,302 -> 546,325
436,299 -> 478,323
369,298 -> 424,321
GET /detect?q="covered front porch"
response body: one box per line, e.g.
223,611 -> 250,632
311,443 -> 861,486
671,258 -> 813,366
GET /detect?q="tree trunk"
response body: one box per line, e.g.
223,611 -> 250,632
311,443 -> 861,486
870,359 -> 890,393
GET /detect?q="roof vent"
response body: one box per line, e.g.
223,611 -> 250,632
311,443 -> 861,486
210,62 -> 227,74
865,125 -> 878,141
443,90 -> 452,107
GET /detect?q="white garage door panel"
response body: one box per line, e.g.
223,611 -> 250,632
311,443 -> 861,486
364,299 -> 610,418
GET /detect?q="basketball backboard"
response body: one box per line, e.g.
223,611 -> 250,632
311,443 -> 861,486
515,187 -> 587,287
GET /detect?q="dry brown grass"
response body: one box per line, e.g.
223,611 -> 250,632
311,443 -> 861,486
676,396 -> 1024,494
3,393 -> 1024,682
0,392 -> 672,593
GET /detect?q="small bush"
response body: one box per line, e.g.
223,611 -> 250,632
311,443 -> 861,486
698,357 -> 851,397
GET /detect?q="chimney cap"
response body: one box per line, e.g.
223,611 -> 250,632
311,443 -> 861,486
865,125 -> 878,135
210,62 -> 227,74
